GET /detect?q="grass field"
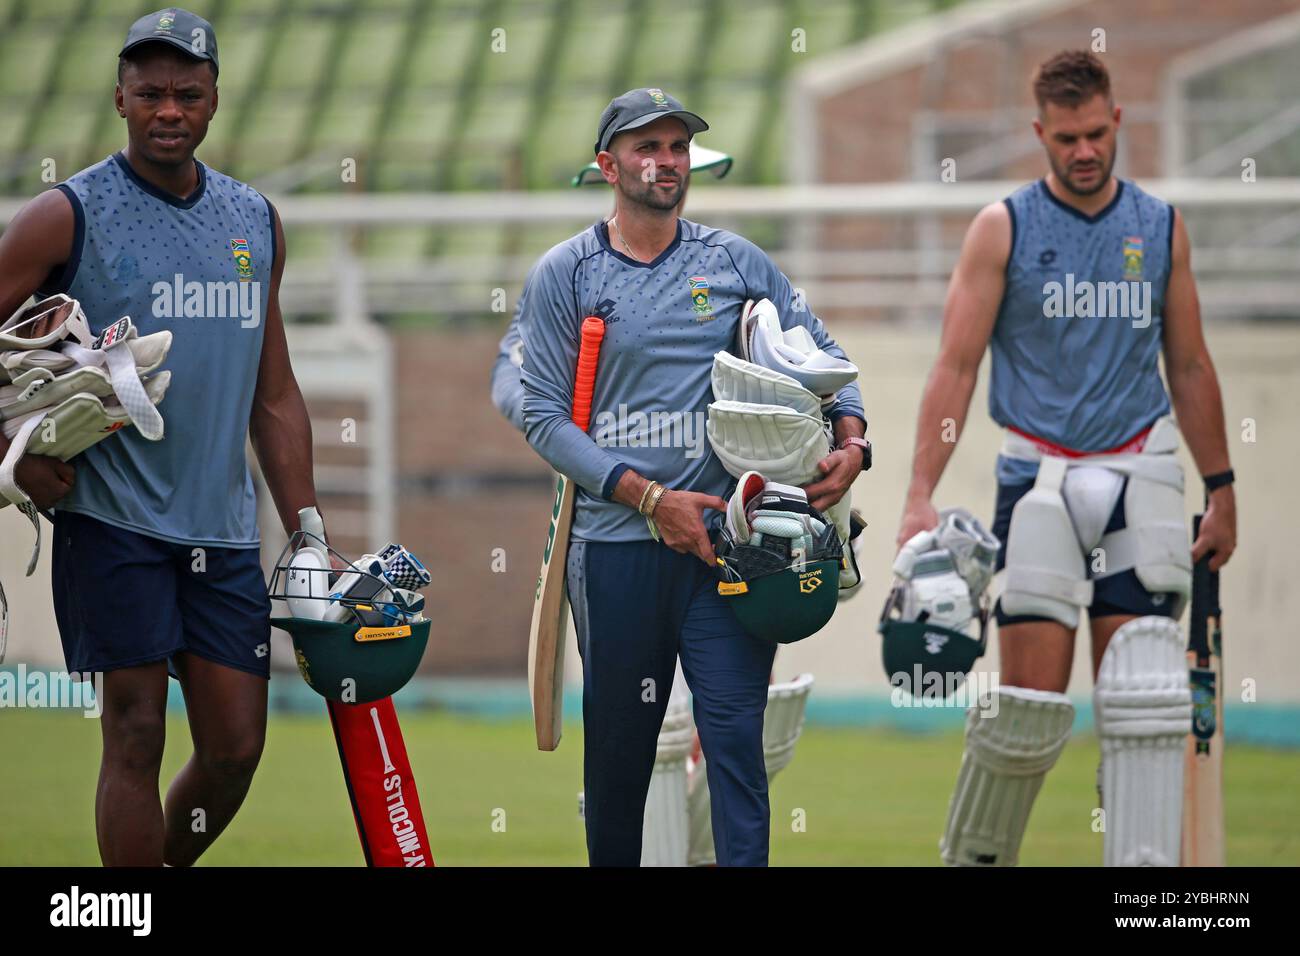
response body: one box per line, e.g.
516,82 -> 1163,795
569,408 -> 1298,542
2,708 -> 1296,866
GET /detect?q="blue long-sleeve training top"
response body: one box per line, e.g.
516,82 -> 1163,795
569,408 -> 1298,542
520,217 -> 864,543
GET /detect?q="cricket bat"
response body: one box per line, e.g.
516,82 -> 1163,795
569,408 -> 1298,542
528,316 -> 605,751
1181,512 -> 1225,865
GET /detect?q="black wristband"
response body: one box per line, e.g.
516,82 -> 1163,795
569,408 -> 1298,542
1203,469 -> 1234,491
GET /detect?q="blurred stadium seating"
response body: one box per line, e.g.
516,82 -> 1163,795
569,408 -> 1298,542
0,0 -> 957,267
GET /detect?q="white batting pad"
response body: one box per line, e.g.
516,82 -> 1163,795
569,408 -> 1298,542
1094,615 -> 1192,867
941,686 -> 1075,866
706,400 -> 830,485
711,350 -> 822,417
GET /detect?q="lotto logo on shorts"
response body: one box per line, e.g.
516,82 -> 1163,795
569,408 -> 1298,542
229,238 -> 254,281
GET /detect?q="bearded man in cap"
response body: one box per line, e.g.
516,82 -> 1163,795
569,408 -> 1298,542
518,88 -> 869,866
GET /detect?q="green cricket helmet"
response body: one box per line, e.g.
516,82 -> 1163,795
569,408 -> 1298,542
268,532 -> 431,703
878,508 -> 998,697
714,473 -> 842,644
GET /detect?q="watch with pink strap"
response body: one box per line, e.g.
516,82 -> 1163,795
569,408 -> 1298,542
837,436 -> 872,471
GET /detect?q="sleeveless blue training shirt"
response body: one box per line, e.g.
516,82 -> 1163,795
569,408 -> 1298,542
42,152 -> 273,546
990,179 -> 1174,483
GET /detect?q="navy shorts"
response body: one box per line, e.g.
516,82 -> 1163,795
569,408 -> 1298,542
991,478 -> 1181,626
51,510 -> 272,677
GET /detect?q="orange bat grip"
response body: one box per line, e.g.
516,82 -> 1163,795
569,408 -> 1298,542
571,316 -> 605,432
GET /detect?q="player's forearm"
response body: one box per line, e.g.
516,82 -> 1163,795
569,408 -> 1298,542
832,414 -> 866,445
905,360 -> 977,502
611,469 -> 652,510
249,388 -> 318,534
1168,356 -> 1232,478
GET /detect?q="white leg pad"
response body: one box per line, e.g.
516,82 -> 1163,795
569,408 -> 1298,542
641,669 -> 695,866
1094,615 -> 1191,867
940,686 -> 1075,866
763,673 -> 814,778
686,754 -> 714,867
642,691 -> 696,868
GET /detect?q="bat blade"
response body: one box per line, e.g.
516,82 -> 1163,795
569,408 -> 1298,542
528,473 -> 575,751
527,316 -> 605,751
1182,513 -> 1225,866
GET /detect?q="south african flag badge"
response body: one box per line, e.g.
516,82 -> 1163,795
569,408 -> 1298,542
688,275 -> 714,320
230,238 -> 254,281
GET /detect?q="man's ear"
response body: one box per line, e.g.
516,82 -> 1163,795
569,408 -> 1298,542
596,150 -> 618,186
115,84 -> 125,118
210,85 -> 219,119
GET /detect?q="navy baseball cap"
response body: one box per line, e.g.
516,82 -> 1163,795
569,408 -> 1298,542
120,8 -> 219,75
595,88 -> 708,155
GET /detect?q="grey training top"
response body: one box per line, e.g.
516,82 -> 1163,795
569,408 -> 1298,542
520,217 -> 864,543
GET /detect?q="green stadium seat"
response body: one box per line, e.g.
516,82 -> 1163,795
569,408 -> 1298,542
22,95 -> 99,160
690,86 -> 765,171
20,0 -> 85,21
706,0 -> 786,84
0,25 -> 59,97
372,94 -> 456,190
236,92 -> 314,178
263,19 -> 332,92
624,6 -> 710,83
476,4 -> 551,87
54,25 -> 120,95
334,19 -> 405,92
528,92 -> 611,189
404,15 -> 479,89
550,0 -> 626,87
312,92 -> 385,158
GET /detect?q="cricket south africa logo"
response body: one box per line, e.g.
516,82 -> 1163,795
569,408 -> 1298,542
1122,236 -> 1144,280
647,88 -> 669,108
229,237 -> 254,281
688,276 -> 713,319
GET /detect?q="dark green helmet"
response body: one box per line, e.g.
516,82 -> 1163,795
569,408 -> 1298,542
268,531 -> 431,703
274,616 -> 431,704
878,587 -> 988,697
714,480 -> 842,644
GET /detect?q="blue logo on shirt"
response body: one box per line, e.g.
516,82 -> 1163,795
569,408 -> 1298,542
113,255 -> 140,283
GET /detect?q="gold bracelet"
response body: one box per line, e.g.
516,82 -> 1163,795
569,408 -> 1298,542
637,480 -> 660,516
646,483 -> 668,518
